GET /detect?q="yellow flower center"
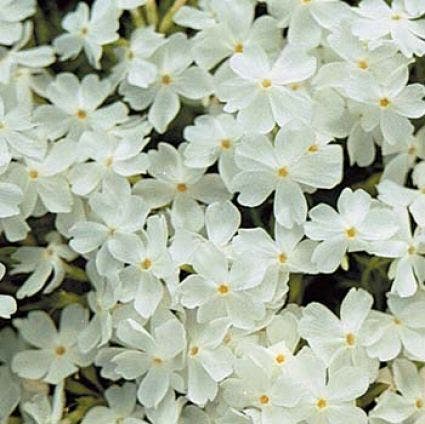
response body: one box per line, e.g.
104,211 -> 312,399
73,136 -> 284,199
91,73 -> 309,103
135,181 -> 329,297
408,146 -> 416,156
289,83 -> 301,91
220,138 -> 232,150
379,97 -> 391,108
394,317 -> 402,325
345,332 -> 356,346
357,59 -> 369,70
80,26 -> 88,35
407,245 -> 416,255
316,398 -> 328,410
28,169 -> 39,179
345,227 -> 357,239
261,79 -> 272,89
234,43 -> 244,53
217,283 -> 230,296
277,253 -> 287,264
55,345 -> 66,356
76,109 -> 87,120
277,167 -> 289,178
307,144 -> 319,153
139,258 -> 152,270
275,353 -> 286,364
391,13 -> 402,20
161,74 -> 172,85
190,346 -> 199,356
176,183 -> 188,192
152,357 -> 163,365
259,394 -> 270,405
415,398 -> 424,409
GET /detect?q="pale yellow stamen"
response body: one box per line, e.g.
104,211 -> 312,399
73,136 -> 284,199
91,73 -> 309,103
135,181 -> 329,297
345,332 -> 356,346
379,97 -> 391,108
76,109 -> 87,120
407,245 -> 416,255
259,394 -> 270,405
220,138 -> 232,150
161,74 -> 172,85
345,227 -> 357,239
261,79 -> 272,89
28,169 -> 39,179
190,346 -> 199,356
275,353 -> 286,364
217,283 -> 230,296
277,167 -> 288,178
234,43 -> 244,53
316,398 -> 328,410
278,253 -> 287,264
307,144 -> 319,153
55,345 -> 66,356
176,183 -> 188,192
357,59 -> 369,70
139,258 -> 152,270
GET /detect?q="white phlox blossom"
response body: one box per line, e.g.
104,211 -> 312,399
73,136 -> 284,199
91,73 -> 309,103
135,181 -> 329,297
0,0 -> 425,422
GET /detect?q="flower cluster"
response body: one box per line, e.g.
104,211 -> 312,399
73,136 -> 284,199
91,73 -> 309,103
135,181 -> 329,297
0,0 -> 425,423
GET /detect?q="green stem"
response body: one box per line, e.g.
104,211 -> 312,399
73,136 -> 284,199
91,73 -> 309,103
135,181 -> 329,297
159,0 -> 188,33
288,274 -> 304,305
63,264 -> 88,282
145,0 -> 159,27
131,8 -> 146,27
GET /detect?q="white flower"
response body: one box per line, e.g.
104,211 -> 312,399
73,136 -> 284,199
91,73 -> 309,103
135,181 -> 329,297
266,0 -> 352,48
233,223 -> 317,301
370,359 -> 425,424
0,0 -> 35,45
0,263 -> 16,319
120,33 -> 213,133
184,314 -> 233,406
0,22 -> 55,86
170,200 -> 241,266
69,176 -> 149,275
112,316 -> 186,408
116,26 -> 167,88
82,383 -> 146,424
290,348 -> 369,424
221,356 -> 303,423
78,261 -> 122,353
22,381 -> 65,424
353,0 -> 425,57
69,118 -> 151,196
11,232 -> 77,299
233,128 -> 343,228
0,92 -> 39,168
378,162 -> 425,227
183,113 -> 243,191
216,45 -> 317,133
178,242 -> 266,329
8,139 -> 75,214
305,188 -> 398,273
53,0 -> 120,69
381,125 -> 425,185
344,71 -> 425,145
134,143 -> 230,232
12,305 -> 94,384
35,73 -> 128,140
367,207 -> 425,297
299,288 -> 379,382
364,292 -> 425,361
107,215 -> 176,319
190,0 -> 282,70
